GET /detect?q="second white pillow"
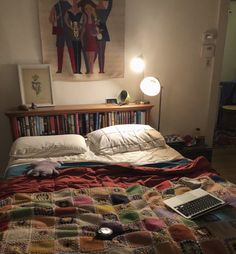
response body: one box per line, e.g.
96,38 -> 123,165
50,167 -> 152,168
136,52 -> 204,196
87,124 -> 166,155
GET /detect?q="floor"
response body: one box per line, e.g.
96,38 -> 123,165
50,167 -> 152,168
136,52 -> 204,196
212,147 -> 236,183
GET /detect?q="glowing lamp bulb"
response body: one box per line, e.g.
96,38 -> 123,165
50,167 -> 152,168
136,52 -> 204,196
140,77 -> 161,96
130,57 -> 145,73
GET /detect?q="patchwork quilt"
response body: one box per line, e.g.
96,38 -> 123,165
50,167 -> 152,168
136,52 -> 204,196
0,174 -> 236,254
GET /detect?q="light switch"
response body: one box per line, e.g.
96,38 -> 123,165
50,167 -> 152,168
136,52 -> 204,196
201,44 -> 215,58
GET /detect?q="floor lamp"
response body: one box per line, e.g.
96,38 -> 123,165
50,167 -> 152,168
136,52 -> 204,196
140,77 -> 162,131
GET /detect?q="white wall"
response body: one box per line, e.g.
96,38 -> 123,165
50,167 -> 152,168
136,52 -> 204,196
221,1 -> 236,81
0,0 -> 227,172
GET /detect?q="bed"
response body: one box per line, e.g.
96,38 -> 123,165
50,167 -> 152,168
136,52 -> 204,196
1,124 -> 236,254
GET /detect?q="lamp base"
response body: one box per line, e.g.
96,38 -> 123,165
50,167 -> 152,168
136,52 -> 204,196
134,100 -> 150,105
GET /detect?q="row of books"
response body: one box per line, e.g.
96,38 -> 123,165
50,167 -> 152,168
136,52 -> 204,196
15,111 -> 146,137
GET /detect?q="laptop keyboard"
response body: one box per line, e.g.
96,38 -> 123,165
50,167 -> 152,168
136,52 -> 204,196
175,194 -> 224,218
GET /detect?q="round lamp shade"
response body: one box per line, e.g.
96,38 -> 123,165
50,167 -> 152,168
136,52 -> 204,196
130,57 -> 145,73
140,77 -> 161,96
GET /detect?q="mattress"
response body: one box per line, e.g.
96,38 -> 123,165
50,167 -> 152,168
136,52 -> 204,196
7,145 -> 184,168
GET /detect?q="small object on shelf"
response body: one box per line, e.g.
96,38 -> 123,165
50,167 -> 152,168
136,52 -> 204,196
164,134 -> 185,150
106,98 -> 117,104
194,128 -> 205,145
17,104 -> 29,111
117,90 -> 130,105
165,133 -> 212,161
183,135 -> 196,146
30,103 -> 37,109
134,99 -> 150,104
164,134 -> 184,144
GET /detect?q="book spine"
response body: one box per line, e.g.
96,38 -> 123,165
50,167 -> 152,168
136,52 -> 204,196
67,114 -> 72,134
18,118 -> 23,137
25,116 -> 30,136
43,116 -> 48,135
80,114 -> 85,135
75,113 -> 80,134
85,113 -> 89,135
111,112 -> 115,126
89,113 -> 94,132
50,116 -> 56,135
55,115 -> 60,135
35,116 -> 40,136
63,114 -> 68,134
46,116 -> 51,135
118,112 -> 121,124
131,111 -> 134,124
12,118 -> 20,138
137,111 -> 141,124
141,111 -> 146,125
39,117 -> 44,135
71,114 -> 75,134
34,117 -> 38,136
99,113 -> 102,129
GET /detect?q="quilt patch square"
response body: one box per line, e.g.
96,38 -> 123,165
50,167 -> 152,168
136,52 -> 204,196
31,229 -> 54,241
9,207 -> 33,220
96,205 -> 115,214
31,216 -> 55,229
119,210 -> 140,224
89,187 -> 110,196
225,238 -> 236,254
55,237 -> 79,252
125,231 -> 153,248
55,207 -> 76,216
32,192 -> 52,202
73,195 -> 94,206
10,219 -> 31,229
111,194 -> 130,205
34,206 -> 54,216
200,239 -> 227,254
79,236 -> 104,252
3,228 -> 30,242
13,193 -> 32,204
180,240 -> 203,254
56,227 -> 78,238
29,240 -> 54,254
143,218 -> 167,231
4,242 -> 28,254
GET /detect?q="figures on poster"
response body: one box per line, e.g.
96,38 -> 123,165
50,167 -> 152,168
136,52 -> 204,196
49,0 -> 113,75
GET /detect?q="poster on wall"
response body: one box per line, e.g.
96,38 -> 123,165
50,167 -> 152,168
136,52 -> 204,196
38,0 -> 125,81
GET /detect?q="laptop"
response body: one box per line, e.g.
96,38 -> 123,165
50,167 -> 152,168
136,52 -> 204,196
163,188 -> 225,219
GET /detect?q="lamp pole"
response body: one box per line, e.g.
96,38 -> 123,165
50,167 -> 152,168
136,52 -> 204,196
157,86 -> 163,131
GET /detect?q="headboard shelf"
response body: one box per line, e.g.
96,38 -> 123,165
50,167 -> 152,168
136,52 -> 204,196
6,103 -> 153,140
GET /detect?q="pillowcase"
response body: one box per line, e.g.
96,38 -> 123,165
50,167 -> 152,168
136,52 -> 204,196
10,134 -> 88,158
87,124 -> 166,155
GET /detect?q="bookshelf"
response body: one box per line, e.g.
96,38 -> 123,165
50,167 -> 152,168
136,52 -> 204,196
5,103 -> 153,140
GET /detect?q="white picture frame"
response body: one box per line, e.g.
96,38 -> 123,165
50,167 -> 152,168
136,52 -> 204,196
18,64 -> 55,107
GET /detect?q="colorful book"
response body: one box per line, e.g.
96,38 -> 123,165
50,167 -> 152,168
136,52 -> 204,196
50,116 -> 56,135
75,113 -> 80,134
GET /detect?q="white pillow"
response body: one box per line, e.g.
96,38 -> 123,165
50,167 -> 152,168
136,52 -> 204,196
10,134 -> 88,158
87,124 -> 166,155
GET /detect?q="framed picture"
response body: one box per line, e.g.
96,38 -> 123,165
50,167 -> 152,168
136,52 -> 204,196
18,64 -> 55,107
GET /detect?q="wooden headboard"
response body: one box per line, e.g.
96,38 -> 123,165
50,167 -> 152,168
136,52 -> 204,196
5,103 -> 153,140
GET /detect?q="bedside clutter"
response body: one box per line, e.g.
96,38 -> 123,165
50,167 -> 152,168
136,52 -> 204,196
165,134 -> 212,162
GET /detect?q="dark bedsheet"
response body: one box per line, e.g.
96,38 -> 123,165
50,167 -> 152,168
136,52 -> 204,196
1,156 -> 236,254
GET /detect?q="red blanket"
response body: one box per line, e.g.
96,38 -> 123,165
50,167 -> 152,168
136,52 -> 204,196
0,156 -> 216,198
